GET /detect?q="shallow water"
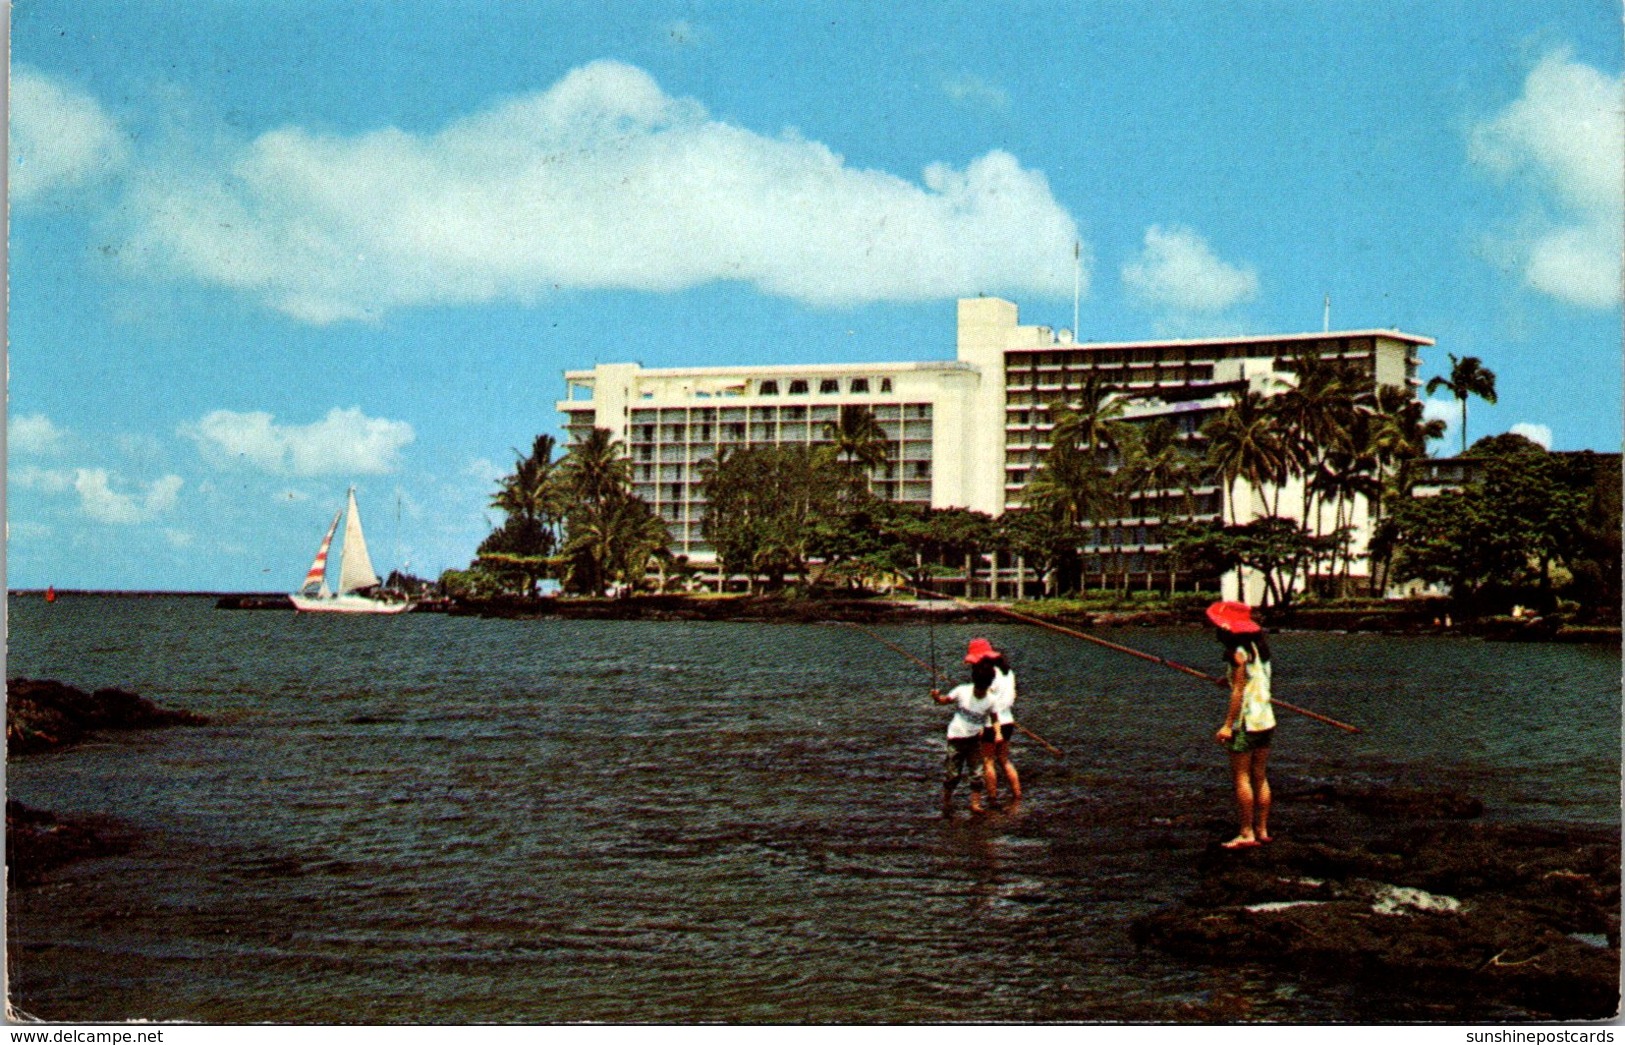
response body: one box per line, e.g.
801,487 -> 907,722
6,595 -> 1620,1022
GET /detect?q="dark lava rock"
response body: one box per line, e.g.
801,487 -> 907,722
6,800 -> 135,887
1135,817 -> 1621,1021
1289,783 -> 1484,819
7,678 -> 208,755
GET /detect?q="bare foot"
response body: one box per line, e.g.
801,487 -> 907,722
1221,835 -> 1260,849
1257,833 -> 1273,844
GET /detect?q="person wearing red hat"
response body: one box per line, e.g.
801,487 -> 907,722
1206,601 -> 1276,849
979,646 -> 1021,807
931,638 -> 1004,815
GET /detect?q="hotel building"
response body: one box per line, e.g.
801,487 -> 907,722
557,297 -> 1432,600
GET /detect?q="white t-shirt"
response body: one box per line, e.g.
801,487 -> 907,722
944,684 -> 996,739
989,667 -> 1017,725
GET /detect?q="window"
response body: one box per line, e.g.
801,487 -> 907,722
670,483 -> 684,501
759,380 -> 779,395
850,378 -> 869,393
819,378 -> 840,394
880,378 -> 893,393
642,425 -> 655,441
788,379 -> 810,395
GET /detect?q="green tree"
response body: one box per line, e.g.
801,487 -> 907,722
821,404 -> 890,487
700,444 -> 841,591
1426,354 -> 1498,455
552,427 -> 662,596
478,434 -> 563,595
1203,390 -> 1289,524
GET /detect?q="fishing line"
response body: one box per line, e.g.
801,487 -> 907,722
842,620 -> 1065,756
899,586 -> 1361,735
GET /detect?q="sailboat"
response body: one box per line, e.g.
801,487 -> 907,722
290,488 -> 412,614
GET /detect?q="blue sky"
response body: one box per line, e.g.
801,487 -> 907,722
8,0 -> 1622,592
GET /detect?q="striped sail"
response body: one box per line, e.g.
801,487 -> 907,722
336,488 -> 381,595
301,510 -> 343,595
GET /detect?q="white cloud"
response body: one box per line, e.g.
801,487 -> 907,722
118,60 -> 1081,321
11,465 -> 76,493
73,469 -> 183,524
186,407 -> 415,475
1470,51 -> 1623,309
8,414 -> 67,456
1508,422 -> 1553,448
944,75 -> 1010,111
1122,225 -> 1259,313
9,66 -> 128,204
1422,395 -> 1458,438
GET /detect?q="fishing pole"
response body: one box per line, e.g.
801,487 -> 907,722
899,586 -> 1362,735
842,620 -> 1066,756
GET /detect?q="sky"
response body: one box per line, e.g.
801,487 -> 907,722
7,0 -> 1622,592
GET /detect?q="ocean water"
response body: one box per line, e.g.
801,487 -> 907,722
6,595 -> 1620,1023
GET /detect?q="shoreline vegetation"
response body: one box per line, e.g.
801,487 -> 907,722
16,588 -> 1615,642
7,672 -> 1618,1019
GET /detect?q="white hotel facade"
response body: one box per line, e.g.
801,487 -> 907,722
557,297 -> 1432,601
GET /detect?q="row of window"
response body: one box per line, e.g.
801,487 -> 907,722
1007,338 -> 1379,370
627,403 -> 931,427
1005,365 -> 1216,387
754,376 -> 894,396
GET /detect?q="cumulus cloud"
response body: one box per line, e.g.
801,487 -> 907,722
118,60 -> 1081,321
8,414 -> 67,456
72,469 -> 183,524
1509,422 -> 1553,448
11,465 -> 76,494
186,407 -> 415,475
9,66 -> 128,204
1470,51 -> 1623,308
1122,225 -> 1259,314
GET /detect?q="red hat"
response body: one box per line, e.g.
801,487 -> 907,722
1206,600 -> 1261,634
964,638 -> 1000,663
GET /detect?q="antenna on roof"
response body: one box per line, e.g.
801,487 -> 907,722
1323,294 -> 1330,333
1073,240 -> 1081,340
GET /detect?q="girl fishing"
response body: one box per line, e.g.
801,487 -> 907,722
931,638 -> 1004,816
1207,600 -> 1276,849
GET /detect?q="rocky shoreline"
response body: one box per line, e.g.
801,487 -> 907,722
7,678 -> 209,887
1135,789 -> 1621,1021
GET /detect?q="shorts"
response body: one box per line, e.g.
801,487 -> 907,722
1228,727 -> 1274,754
943,736 -> 985,789
981,722 -> 1015,745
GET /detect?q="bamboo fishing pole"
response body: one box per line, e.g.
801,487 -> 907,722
842,620 -> 1066,756
900,586 -> 1362,735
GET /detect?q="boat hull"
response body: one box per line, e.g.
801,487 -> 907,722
290,593 -> 413,614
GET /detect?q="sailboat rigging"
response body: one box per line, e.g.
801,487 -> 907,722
290,488 -> 412,614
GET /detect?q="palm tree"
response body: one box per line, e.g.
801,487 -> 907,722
1272,351 -> 1360,532
1426,354 -> 1498,455
1051,373 -> 1128,465
822,404 -> 890,486
1203,391 -> 1289,525
1120,418 -> 1188,592
558,427 -> 632,508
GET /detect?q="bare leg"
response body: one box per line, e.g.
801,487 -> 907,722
1226,750 -> 1257,846
1251,747 -> 1271,841
996,736 -> 1021,802
982,740 -> 999,805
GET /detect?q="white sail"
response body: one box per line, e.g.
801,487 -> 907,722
337,488 -> 382,594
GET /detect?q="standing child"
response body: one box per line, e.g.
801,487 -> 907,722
1207,601 -> 1276,849
931,639 -> 1001,816
978,644 -> 1021,806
